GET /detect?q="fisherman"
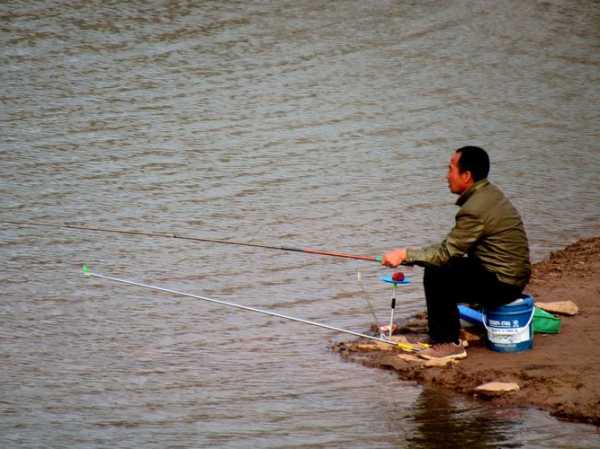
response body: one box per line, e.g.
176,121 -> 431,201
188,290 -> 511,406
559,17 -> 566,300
382,146 -> 531,361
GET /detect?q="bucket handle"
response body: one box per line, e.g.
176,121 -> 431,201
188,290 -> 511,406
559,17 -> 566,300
481,305 -> 535,334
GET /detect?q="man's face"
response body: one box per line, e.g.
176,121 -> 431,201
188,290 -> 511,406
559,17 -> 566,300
447,151 -> 472,194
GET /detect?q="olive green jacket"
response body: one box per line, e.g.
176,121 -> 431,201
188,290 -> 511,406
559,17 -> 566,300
405,179 -> 531,288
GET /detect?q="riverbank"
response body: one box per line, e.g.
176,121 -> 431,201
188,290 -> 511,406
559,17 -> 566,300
334,237 -> 600,425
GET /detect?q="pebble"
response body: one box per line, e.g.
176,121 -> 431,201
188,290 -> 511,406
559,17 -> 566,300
474,381 -> 520,397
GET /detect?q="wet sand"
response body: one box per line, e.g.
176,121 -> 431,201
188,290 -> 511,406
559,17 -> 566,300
334,237 -> 600,425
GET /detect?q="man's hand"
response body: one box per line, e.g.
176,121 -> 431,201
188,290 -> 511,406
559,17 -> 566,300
382,248 -> 407,267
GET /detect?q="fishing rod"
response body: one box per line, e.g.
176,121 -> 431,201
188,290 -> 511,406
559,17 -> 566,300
81,265 -> 428,352
4,220 -> 382,263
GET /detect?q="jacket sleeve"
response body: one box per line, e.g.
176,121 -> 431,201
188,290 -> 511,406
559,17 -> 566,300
404,209 -> 485,267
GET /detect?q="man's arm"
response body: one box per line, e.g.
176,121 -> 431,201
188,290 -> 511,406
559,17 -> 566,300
382,209 -> 485,268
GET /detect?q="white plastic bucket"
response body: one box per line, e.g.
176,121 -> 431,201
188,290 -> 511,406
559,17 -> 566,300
482,295 -> 535,352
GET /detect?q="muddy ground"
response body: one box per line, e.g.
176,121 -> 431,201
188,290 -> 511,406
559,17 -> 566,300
334,237 -> 600,426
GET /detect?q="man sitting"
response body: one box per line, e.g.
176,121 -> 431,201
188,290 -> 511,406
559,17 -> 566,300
382,146 -> 531,360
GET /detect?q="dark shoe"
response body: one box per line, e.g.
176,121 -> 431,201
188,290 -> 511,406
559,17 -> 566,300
418,342 -> 467,361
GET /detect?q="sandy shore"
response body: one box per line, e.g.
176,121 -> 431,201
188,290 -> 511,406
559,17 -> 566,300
334,237 -> 600,426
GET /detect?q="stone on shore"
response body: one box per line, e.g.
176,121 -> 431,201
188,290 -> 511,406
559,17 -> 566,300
423,358 -> 458,368
536,300 -> 579,316
474,382 -> 520,397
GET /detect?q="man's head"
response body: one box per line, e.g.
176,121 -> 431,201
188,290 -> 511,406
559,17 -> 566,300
447,146 -> 489,194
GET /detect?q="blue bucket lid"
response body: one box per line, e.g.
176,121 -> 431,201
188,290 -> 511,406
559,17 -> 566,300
492,294 -> 534,313
505,294 -> 534,307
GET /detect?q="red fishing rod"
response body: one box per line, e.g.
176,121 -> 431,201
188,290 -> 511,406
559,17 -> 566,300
3,220 -> 383,263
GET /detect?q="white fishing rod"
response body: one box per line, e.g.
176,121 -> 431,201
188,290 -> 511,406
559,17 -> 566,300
82,265 -> 427,352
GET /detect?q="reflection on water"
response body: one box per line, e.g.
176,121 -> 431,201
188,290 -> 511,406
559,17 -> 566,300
408,388 -> 517,449
405,387 -> 599,449
1,0 -> 599,448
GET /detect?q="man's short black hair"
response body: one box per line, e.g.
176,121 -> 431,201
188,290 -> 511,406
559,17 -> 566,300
456,146 -> 489,182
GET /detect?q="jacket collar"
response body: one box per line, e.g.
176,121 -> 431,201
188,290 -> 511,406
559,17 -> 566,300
456,179 -> 489,206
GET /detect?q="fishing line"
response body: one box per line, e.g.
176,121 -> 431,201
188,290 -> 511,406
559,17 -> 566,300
357,271 -> 380,325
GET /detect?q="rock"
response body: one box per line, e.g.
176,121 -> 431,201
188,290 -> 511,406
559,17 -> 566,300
397,353 -> 421,364
423,358 -> 458,368
373,341 -> 398,351
536,301 -> 579,316
474,382 -> 520,397
355,342 -> 382,351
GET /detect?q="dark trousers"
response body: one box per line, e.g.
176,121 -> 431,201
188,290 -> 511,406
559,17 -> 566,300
423,258 -> 523,344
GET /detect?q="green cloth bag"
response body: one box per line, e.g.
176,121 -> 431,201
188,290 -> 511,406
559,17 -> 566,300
533,306 -> 561,334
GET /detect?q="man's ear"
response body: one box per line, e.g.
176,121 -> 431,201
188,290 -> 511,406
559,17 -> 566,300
463,170 -> 474,184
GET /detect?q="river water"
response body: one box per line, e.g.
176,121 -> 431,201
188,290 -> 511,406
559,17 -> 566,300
1,1 -> 599,448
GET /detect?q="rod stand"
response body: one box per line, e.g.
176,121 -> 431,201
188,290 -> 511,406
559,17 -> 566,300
388,284 -> 397,338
